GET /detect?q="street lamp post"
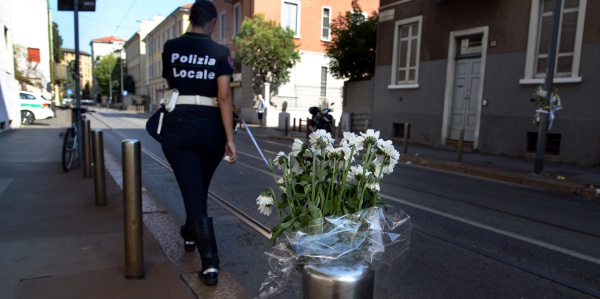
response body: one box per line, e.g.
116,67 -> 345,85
120,48 -> 124,104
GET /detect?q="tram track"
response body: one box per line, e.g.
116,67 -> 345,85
88,110 -> 600,298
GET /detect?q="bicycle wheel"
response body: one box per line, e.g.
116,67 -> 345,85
62,127 -> 77,172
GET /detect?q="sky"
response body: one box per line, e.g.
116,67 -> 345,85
50,0 -> 193,53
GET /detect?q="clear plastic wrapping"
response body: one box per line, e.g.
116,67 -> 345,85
257,205 -> 411,298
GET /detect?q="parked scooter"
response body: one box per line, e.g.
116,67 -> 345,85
309,104 -> 334,133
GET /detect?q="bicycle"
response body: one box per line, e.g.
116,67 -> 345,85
59,106 -> 94,172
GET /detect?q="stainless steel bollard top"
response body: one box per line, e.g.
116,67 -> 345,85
302,257 -> 374,299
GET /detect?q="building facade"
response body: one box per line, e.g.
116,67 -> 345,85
373,0 -> 599,166
11,0 -> 52,98
124,16 -> 165,103
139,1 -> 378,126
215,0 -> 379,126
144,5 -> 191,111
61,48 -> 93,95
0,0 -> 19,131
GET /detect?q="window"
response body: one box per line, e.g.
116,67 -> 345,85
178,20 -> 182,35
522,0 -> 586,84
220,12 -> 227,41
390,16 -> 422,87
27,48 -> 41,63
233,4 -> 242,36
322,7 -> 331,41
320,67 -> 328,97
282,1 -> 300,37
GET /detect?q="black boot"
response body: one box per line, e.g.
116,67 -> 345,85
180,224 -> 196,252
188,218 -> 220,285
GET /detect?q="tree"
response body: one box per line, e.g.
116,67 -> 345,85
93,55 -> 118,98
324,1 -> 378,80
233,14 -> 300,95
52,22 -> 63,63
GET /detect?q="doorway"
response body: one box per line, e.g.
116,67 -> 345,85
442,28 -> 488,147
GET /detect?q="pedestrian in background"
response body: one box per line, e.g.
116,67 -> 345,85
160,0 -> 237,286
256,94 -> 265,127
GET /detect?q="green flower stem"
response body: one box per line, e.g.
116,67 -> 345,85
327,158 -> 339,214
336,147 -> 355,214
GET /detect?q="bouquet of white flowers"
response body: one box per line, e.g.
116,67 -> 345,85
256,129 -> 401,245
255,129 -> 412,298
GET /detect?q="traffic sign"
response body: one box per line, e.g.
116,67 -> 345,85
57,0 -> 96,12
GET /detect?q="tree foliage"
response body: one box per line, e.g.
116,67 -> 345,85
93,55 -> 134,101
325,1 -> 378,80
233,14 -> 300,94
93,55 -> 118,97
52,22 -> 63,63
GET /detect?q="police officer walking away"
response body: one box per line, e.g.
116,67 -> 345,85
160,0 -> 237,286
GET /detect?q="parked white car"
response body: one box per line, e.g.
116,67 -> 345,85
20,91 -> 55,125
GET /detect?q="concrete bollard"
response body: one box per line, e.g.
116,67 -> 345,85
92,129 -> 106,206
82,119 -> 92,178
303,258 -> 374,299
122,139 -> 144,279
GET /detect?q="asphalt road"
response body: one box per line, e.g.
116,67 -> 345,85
87,107 -> 600,298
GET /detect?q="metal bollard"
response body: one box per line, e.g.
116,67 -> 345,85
82,119 -> 92,178
456,127 -> 465,163
299,118 -> 302,133
306,118 -> 311,139
285,116 -> 289,136
122,139 -> 144,279
403,123 -> 410,154
303,257 -> 374,299
331,119 -> 336,139
92,129 -> 107,206
293,118 -> 297,131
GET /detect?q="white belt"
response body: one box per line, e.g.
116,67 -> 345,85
177,95 -> 218,107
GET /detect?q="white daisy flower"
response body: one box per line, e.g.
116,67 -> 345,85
256,192 -> 275,216
291,139 -> 304,157
360,129 -> 380,147
273,152 -> 288,169
309,129 -> 334,147
341,132 -> 364,151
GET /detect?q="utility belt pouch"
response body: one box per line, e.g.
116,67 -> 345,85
161,88 -> 180,112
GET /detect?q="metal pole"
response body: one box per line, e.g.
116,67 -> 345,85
457,127 -> 465,163
403,123 -> 410,154
74,0 -> 83,166
285,116 -> 289,136
299,118 -> 302,133
120,49 -> 124,104
92,129 -> 106,206
306,118 -> 310,139
534,0 -> 562,174
293,118 -> 296,131
82,119 -> 92,178
122,139 -> 144,279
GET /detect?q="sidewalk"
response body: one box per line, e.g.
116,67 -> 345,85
0,111 -> 247,299
251,125 -> 600,201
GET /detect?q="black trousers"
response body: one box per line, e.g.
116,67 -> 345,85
161,105 -> 225,221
